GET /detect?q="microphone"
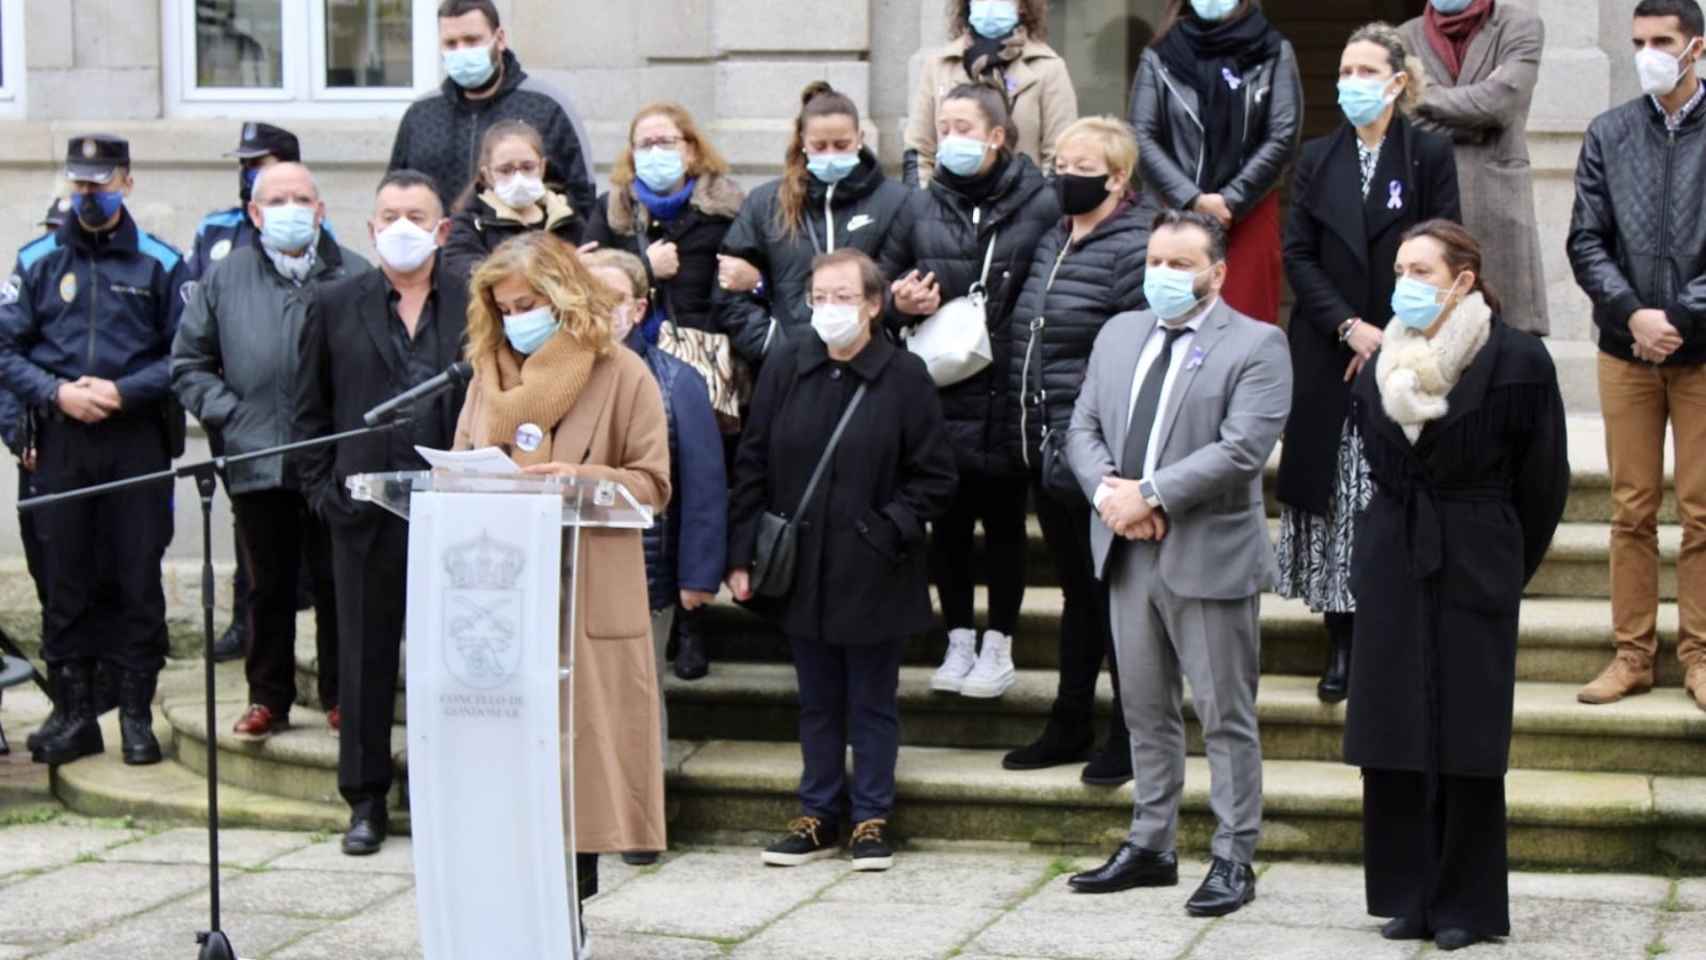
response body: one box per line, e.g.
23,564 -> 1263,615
362,361 -> 473,427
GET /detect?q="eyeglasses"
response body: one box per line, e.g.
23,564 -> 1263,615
806,292 -> 864,308
491,161 -> 542,178
634,136 -> 685,151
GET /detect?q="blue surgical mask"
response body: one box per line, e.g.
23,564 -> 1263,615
503,305 -> 561,356
1429,0 -> 1474,12
259,204 -> 317,254
443,44 -> 497,89
806,151 -> 861,185
71,191 -> 123,228
1390,275 -> 1461,330
1190,0 -> 1239,21
1338,75 -> 1398,128
936,135 -> 990,177
968,0 -> 1020,39
634,147 -> 686,193
1143,265 -> 1210,322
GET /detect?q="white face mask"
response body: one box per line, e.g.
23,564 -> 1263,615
374,218 -> 440,272
1637,40 -> 1701,97
611,303 -> 636,343
810,303 -> 866,350
493,174 -> 546,210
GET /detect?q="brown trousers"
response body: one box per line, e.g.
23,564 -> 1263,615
1599,353 -> 1706,668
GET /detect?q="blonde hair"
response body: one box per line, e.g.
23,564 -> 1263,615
582,248 -> 649,301
1053,116 -> 1141,184
609,102 -> 730,195
1346,22 -> 1427,114
465,233 -> 621,360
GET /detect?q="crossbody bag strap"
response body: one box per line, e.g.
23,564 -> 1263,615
793,382 -> 868,517
971,228 -> 1000,298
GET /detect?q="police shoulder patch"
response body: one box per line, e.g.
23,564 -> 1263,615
0,274 -> 19,306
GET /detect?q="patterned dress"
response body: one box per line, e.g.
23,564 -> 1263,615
1275,138 -> 1383,613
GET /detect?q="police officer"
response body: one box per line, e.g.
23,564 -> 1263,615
189,122 -> 316,664
0,135 -> 186,767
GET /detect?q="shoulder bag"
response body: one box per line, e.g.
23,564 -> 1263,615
749,383 -> 868,599
904,230 -> 998,387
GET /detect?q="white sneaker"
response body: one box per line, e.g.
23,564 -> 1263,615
931,628 -> 979,692
959,631 -> 1016,699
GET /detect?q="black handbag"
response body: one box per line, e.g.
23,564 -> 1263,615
750,383 -> 868,599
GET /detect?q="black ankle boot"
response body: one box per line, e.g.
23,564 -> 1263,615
1081,717 -> 1132,785
1002,713 -> 1093,771
1317,614 -> 1352,705
25,667 -> 72,755
32,661 -> 103,766
118,669 -> 162,766
673,608 -> 709,681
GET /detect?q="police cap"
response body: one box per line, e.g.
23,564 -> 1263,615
225,122 -> 301,163
38,196 -> 72,229
64,134 -> 129,185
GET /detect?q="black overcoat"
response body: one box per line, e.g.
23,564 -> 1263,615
727,333 -> 958,646
1343,319 -> 1568,777
1277,115 -> 1461,515
876,151 -> 1060,478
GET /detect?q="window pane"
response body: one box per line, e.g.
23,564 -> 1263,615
195,0 -> 285,89
324,0 -> 415,89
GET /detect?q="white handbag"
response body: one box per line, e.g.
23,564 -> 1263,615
905,230 -> 998,387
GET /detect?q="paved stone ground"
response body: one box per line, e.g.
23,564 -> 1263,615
0,816 -> 1700,960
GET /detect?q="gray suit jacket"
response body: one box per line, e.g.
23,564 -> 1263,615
1065,300 -> 1293,600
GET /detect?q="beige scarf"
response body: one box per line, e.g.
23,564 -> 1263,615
471,331 -> 596,466
1376,291 -> 1493,443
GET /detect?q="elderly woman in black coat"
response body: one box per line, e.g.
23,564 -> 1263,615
1277,21 -> 1461,704
878,82 -> 1059,706
1346,220 -> 1567,952
727,248 -> 957,873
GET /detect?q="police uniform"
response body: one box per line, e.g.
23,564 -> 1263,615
0,135 -> 186,766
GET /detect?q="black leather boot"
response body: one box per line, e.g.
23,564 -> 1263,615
118,669 -> 163,766
25,665 -> 71,755
93,661 -> 119,715
1317,614 -> 1352,705
32,661 -> 103,766
1002,712 -> 1093,771
673,607 -> 709,681
1081,715 -> 1133,786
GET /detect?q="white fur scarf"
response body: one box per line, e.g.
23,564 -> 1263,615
1375,291 -> 1493,443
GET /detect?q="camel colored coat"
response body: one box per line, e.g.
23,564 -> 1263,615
453,344 -> 672,854
905,36 -> 1079,186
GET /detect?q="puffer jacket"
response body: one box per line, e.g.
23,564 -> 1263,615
1007,198 -> 1150,473
1568,94 -> 1706,366
584,174 -> 745,333
443,188 -> 582,281
632,336 -> 728,612
876,152 -> 1059,477
171,240 -> 370,493
716,149 -> 910,366
1126,42 -> 1303,222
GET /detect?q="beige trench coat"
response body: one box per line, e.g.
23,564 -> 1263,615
453,345 -> 672,854
1401,5 -> 1550,335
905,37 -> 1079,186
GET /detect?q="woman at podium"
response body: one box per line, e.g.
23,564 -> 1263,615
453,232 -> 672,931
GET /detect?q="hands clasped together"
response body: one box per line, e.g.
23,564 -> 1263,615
1098,476 -> 1168,543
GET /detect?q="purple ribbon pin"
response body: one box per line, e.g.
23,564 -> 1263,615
1387,180 -> 1404,211
1221,67 -> 1242,90
1185,344 -> 1208,371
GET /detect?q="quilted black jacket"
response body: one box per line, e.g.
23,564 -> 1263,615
1568,94 -> 1706,366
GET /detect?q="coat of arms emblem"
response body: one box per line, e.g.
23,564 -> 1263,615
441,532 -> 527,689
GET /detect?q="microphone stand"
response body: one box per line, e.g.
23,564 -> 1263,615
20,416 -> 415,960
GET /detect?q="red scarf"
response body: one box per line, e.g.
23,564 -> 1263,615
1424,0 -> 1495,81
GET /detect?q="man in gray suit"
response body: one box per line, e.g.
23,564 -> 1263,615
1062,210 -> 1292,917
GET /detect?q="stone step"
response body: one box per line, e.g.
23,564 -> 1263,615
64,697 -> 1703,871
661,665 -> 1706,777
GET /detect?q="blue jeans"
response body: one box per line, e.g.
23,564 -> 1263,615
790,636 -> 905,824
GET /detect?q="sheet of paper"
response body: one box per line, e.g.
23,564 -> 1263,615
414,445 -> 521,475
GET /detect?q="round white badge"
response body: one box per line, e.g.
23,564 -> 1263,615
59,273 -> 77,303
514,422 -> 544,453
209,238 -> 233,262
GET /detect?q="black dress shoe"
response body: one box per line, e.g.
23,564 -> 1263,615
621,852 -> 658,866
1068,842 -> 1178,893
212,621 -> 246,663
1080,733 -> 1132,786
1185,857 -> 1256,917
1002,717 -> 1093,771
342,816 -> 388,856
1381,916 -> 1428,941
1435,928 -> 1486,951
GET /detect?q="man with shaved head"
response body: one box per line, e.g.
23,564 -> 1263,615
172,160 -> 369,742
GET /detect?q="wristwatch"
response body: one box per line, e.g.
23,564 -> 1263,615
1138,478 -> 1162,509
1337,318 -> 1360,343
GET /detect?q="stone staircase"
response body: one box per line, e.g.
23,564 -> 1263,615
24,417 -> 1706,871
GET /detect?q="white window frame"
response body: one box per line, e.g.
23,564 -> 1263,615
164,0 -> 440,118
0,0 -> 28,116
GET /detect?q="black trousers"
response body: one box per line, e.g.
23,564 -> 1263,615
1031,473 -> 1122,732
231,489 -> 338,716
331,512 -> 408,820
791,636 -> 906,824
18,465 -> 47,609
1363,768 -> 1511,938
32,414 -> 171,673
930,470 -> 1029,635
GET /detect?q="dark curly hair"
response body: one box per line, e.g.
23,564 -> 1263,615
945,0 -> 1050,41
